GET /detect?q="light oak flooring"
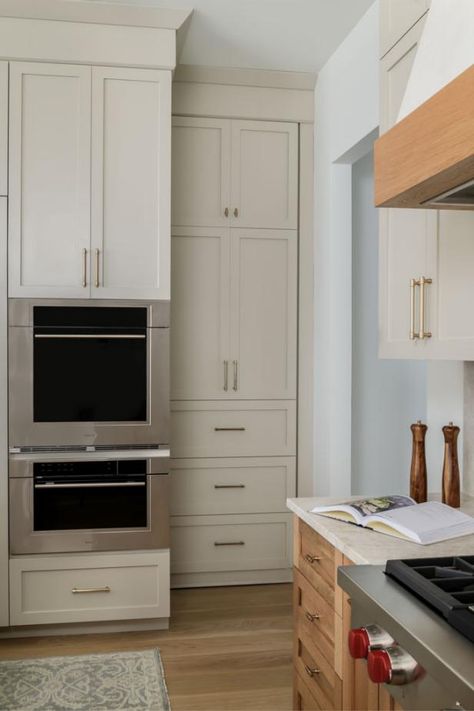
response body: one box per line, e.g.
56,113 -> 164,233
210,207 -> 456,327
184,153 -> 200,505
0,583 -> 293,711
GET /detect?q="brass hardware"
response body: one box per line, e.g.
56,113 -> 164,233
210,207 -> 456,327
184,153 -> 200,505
95,248 -> 100,288
214,484 -> 245,489
419,276 -> 432,339
305,611 -> 320,623
214,541 -> 245,546
72,586 -> 111,594
304,553 -> 321,564
214,427 -> 246,432
233,360 -> 238,391
82,248 -> 87,288
224,207 -> 229,217
223,360 -> 229,391
410,278 -> 419,340
233,208 -> 239,218
304,664 -> 321,677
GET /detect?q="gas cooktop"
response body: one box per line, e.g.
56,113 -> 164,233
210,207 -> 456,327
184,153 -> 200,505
385,555 -> 474,644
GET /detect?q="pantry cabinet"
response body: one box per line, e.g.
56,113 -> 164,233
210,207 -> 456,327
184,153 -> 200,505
172,116 -> 298,230
171,226 -> 297,400
8,61 -> 171,300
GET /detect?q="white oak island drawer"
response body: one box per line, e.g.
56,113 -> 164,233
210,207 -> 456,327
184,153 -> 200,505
170,456 -> 296,515
171,400 -> 296,457
9,550 -> 170,626
170,513 -> 292,574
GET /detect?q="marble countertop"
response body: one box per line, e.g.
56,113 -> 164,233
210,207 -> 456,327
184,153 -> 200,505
287,495 -> 474,565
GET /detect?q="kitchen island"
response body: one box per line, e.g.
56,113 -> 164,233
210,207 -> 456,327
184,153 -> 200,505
287,495 -> 474,711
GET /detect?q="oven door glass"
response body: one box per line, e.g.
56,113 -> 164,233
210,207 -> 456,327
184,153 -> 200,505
33,306 -> 147,422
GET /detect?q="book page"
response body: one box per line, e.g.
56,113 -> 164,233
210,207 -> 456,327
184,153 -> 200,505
311,496 -> 415,526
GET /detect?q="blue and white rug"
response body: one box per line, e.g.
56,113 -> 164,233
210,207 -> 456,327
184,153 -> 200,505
0,648 -> 170,710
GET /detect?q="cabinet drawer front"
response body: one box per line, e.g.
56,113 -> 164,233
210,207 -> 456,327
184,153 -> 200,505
294,670 -> 322,711
295,636 -> 342,711
298,521 -> 335,607
9,551 -> 170,626
170,457 -> 296,515
171,401 -> 296,458
171,515 -> 292,574
294,568 -> 335,666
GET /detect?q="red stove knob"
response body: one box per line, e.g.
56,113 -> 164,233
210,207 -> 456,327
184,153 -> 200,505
348,628 -> 370,658
367,649 -> 392,684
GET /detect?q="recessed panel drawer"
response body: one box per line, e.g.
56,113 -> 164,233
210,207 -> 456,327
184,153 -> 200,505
295,635 -> 342,710
170,457 -> 296,515
171,514 -> 292,574
9,550 -> 170,626
294,670 -> 322,711
171,400 -> 296,458
298,520 -> 336,608
294,568 -> 335,666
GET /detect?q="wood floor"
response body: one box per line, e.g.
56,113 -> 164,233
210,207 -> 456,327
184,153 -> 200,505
0,583 -> 293,711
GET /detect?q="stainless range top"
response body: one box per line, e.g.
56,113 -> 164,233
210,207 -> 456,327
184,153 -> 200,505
338,563 -> 474,711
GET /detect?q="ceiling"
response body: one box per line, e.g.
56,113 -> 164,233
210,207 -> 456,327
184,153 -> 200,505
82,0 -> 375,73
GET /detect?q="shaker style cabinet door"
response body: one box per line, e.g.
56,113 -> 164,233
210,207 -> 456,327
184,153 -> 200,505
172,117 -> 231,228
8,62 -> 91,297
230,229 -> 297,398
91,67 -> 171,300
230,120 -> 298,229
170,227 -> 231,400
0,62 -> 7,197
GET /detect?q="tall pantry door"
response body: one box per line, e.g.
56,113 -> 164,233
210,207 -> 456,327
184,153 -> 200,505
8,62 -> 91,297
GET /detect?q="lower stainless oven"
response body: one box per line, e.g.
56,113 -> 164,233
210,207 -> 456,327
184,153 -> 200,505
9,451 -> 169,555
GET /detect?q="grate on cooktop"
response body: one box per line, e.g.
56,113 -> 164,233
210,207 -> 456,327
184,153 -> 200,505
385,555 -> 474,644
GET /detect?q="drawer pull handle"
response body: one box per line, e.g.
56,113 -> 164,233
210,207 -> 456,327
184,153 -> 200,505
214,541 -> 245,547
72,586 -> 111,594
304,553 -> 321,564
214,427 -> 246,432
304,664 -> 321,678
305,611 -> 320,623
214,484 -> 245,489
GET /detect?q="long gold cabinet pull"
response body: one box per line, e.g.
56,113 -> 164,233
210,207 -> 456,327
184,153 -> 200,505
419,276 -> 432,340
409,277 -> 432,340
82,248 -> 88,288
410,278 -> 419,340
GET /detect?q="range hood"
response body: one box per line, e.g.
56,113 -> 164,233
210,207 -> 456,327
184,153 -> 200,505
374,64 -> 474,209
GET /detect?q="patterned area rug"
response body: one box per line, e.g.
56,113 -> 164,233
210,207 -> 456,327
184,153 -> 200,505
0,648 -> 170,711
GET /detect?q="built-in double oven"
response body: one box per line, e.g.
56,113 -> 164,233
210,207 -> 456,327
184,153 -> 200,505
8,299 -> 170,555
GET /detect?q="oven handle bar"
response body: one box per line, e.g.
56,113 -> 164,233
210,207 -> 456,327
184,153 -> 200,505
34,482 -> 146,489
34,334 -> 146,339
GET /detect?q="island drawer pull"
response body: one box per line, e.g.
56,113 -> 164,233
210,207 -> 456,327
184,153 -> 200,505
304,553 -> 321,564
72,586 -> 111,594
304,664 -> 321,677
305,611 -> 320,622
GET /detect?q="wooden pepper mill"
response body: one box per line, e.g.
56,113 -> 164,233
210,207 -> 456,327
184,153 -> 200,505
442,422 -> 461,508
410,421 -> 428,503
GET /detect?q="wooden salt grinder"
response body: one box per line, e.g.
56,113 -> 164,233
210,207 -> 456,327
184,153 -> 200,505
410,421 -> 427,503
442,422 -> 461,508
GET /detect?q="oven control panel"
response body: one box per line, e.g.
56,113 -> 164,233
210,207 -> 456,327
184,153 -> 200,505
348,625 -> 424,686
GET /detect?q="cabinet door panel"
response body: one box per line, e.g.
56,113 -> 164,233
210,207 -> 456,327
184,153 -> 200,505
231,121 -> 298,229
0,62 -> 7,196
172,117 -> 231,227
230,229 -> 297,398
171,227 -> 230,400
9,62 -> 91,297
91,67 -> 171,300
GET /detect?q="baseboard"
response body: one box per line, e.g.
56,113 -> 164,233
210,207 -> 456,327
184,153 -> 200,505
0,617 -> 170,639
171,568 -> 293,588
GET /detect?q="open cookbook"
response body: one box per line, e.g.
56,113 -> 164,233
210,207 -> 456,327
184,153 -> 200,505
310,496 -> 474,545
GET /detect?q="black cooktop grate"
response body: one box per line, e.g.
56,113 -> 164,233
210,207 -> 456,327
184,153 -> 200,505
385,556 -> 474,644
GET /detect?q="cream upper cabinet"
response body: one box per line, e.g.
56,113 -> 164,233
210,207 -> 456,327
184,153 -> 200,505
230,229 -> 297,398
172,117 -> 298,230
9,62 -> 91,298
0,62 -> 8,197
171,226 -> 231,400
9,62 -> 171,300
379,0 -> 430,58
172,117 -> 231,227
91,67 -> 171,300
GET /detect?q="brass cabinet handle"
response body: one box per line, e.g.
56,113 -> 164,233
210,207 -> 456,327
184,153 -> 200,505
224,207 -> 229,218
95,248 -> 100,288
305,611 -> 320,623
419,276 -> 432,339
214,427 -> 246,432
233,207 -> 239,218
410,278 -> 419,340
304,664 -> 321,677
233,360 -> 238,391
304,553 -> 321,564
223,360 -> 229,391
214,484 -> 245,489
214,541 -> 245,546
82,248 -> 88,288
72,586 -> 111,594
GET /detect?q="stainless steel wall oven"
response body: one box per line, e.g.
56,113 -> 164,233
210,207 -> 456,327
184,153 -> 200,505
9,451 -> 169,554
8,299 -> 169,449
